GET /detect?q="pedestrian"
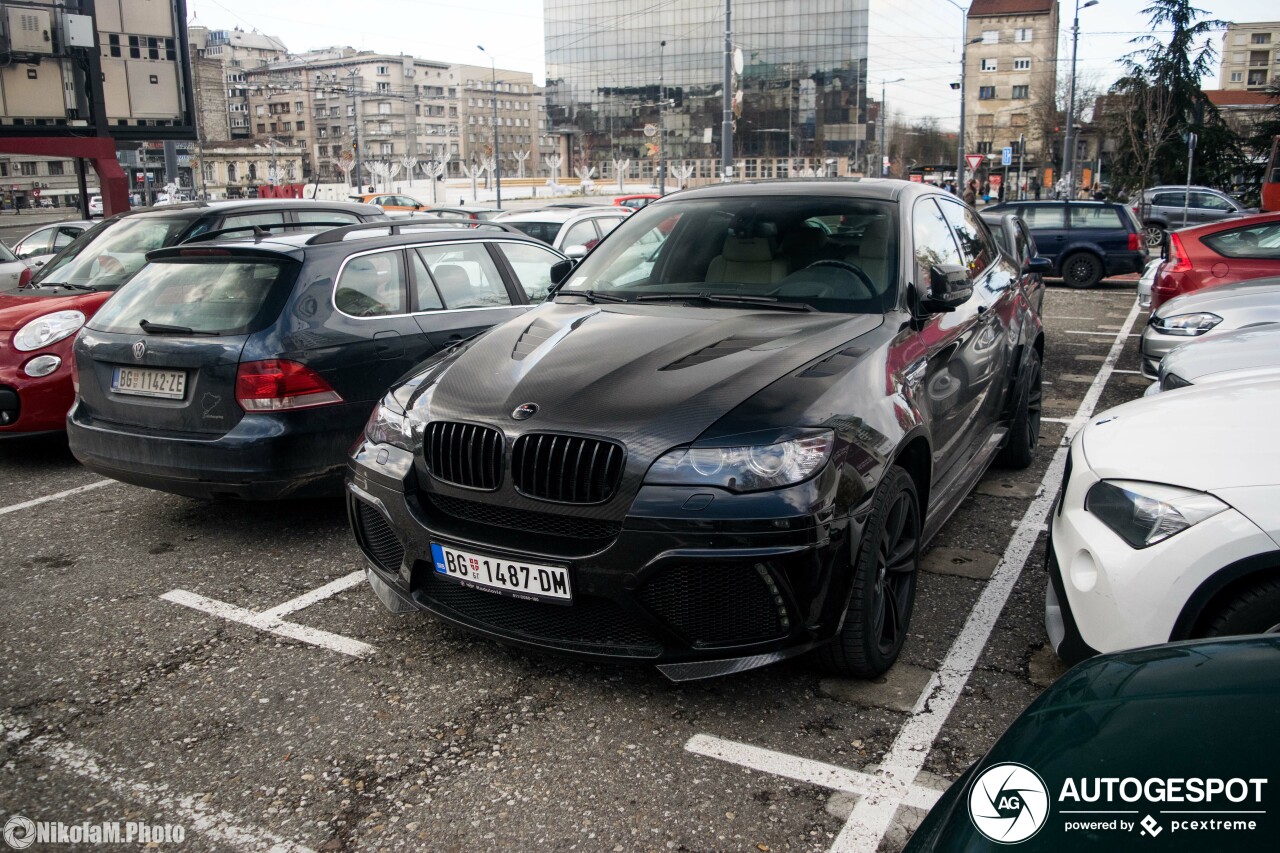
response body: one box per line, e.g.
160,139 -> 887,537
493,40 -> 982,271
998,181 -> 1006,203
962,180 -> 977,207
981,180 -> 990,204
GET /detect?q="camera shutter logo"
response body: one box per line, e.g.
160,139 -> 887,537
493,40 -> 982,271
3,815 -> 35,850
968,763 -> 1050,843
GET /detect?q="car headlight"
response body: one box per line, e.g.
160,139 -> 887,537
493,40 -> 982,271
644,430 -> 834,492
364,398 -> 413,450
1085,480 -> 1227,549
13,310 -> 86,352
1160,372 -> 1192,392
1151,312 -> 1222,336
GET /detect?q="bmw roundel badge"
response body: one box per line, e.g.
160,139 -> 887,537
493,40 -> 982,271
512,403 -> 538,421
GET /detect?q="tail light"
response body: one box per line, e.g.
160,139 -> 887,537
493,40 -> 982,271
1128,232 -> 1141,251
1166,233 -> 1192,274
235,359 -> 342,411
18,267 -> 33,288
1132,205 -> 1140,217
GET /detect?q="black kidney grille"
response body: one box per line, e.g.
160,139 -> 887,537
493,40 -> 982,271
638,562 -> 788,647
424,422 -> 503,490
425,493 -> 621,541
419,572 -> 660,656
355,501 -> 404,574
512,433 -> 625,504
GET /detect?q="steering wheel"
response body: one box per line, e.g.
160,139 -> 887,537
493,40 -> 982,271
773,260 -> 875,299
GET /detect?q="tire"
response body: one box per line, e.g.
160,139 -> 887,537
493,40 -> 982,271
1061,251 -> 1103,289
1201,577 -> 1280,637
1142,223 -> 1166,250
997,348 -> 1042,469
810,466 -> 921,677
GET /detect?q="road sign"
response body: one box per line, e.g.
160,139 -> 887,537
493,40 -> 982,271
965,154 -> 985,172
1001,147 -> 1013,166
31,188 -> 41,199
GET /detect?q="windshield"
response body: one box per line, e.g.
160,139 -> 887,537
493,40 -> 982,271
559,195 -> 898,314
32,216 -> 198,290
505,221 -> 562,243
88,257 -> 298,336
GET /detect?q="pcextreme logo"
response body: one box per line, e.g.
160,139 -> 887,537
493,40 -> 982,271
968,763 -> 1051,844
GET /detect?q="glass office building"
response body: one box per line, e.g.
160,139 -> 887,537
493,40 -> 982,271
544,0 -> 870,174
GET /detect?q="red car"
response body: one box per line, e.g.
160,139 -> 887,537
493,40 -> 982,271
613,194 -> 660,211
1150,212 -> 1280,311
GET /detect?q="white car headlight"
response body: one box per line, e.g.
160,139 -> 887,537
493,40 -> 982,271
364,398 -> 413,450
13,310 -> 86,352
645,431 -> 834,492
1085,479 -> 1227,549
1151,312 -> 1222,337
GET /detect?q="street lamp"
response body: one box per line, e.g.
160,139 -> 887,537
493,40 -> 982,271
879,77 -> 904,177
347,68 -> 363,191
1062,0 -> 1099,199
958,34 -> 983,190
477,45 -> 502,209
659,40 -> 667,195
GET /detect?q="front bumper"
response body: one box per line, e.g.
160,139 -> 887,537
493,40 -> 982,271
67,400 -> 372,500
0,337 -> 76,435
1047,441 -> 1277,660
346,438 -> 861,679
1139,324 -> 1208,378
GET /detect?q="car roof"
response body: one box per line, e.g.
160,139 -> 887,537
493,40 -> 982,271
666,178 -> 942,205
109,199 -> 381,221
163,224 -> 558,258
497,207 -> 627,223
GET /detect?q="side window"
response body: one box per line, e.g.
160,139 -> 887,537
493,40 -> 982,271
1015,222 -> 1034,263
54,227 -> 80,249
334,250 -> 407,317
1191,192 -> 1234,212
939,200 -> 996,277
561,220 -> 599,251
1152,192 -> 1185,208
416,243 -> 512,308
410,251 -> 445,311
499,241 -> 564,301
14,228 -> 53,258
1017,205 -> 1065,230
296,210 -> 361,225
596,216 -> 625,238
220,211 -> 287,232
912,199 -> 965,283
1202,222 -> 1280,260
1068,206 -> 1124,228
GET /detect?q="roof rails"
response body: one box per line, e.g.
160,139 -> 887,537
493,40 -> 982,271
304,219 -> 521,246
179,223 -> 306,244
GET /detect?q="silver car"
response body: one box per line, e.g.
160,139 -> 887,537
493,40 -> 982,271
0,241 -> 29,288
10,220 -> 95,269
1140,277 -> 1280,377
1134,185 -> 1253,248
495,207 -> 631,257
1136,257 -> 1162,310
1145,323 -> 1280,396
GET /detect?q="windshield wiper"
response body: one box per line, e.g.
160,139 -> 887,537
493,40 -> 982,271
557,289 -> 629,304
636,293 -> 815,312
139,319 -> 219,336
38,281 -> 96,292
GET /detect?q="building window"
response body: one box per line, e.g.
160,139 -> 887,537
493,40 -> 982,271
1013,57 -> 1031,70
976,142 -> 992,154
380,143 -> 393,155
1252,33 -> 1272,44
1015,28 -> 1032,42
982,30 -> 999,44
257,123 -> 266,133
19,162 -> 37,176
296,121 -> 305,131
1230,71 -> 1243,82
978,86 -> 995,100
376,82 -> 390,93
981,58 -> 997,72
376,65 -> 389,75
1012,85 -> 1029,99
1010,113 -> 1028,127
1248,69 -> 1268,86
47,161 -> 65,176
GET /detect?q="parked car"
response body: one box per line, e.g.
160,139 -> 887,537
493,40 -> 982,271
9,221 -> 96,269
1047,379 -> 1280,665
0,200 -> 382,438
0,241 -> 32,293
67,223 -> 567,499
983,199 -> 1148,288
1148,212 -> 1280,311
88,196 -> 104,218
1145,323 -> 1280,395
348,179 -> 1045,681
614,194 -> 661,211
1134,184 -> 1254,248
1136,256 -> 1162,310
905,635 -> 1280,851
979,210 -> 1050,313
351,193 -> 429,214
417,206 -> 505,221
495,207 -> 631,256
1139,277 -> 1280,377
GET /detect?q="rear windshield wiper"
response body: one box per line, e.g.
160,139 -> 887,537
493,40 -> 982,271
636,293 -> 815,312
139,319 -> 220,336
556,289 -> 629,304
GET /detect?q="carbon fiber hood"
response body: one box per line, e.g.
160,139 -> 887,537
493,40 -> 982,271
424,301 -> 883,459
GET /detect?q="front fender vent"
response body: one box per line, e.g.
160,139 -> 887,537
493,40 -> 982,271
661,336 -> 772,370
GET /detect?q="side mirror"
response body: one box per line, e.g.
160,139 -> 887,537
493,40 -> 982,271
921,264 -> 973,313
1025,256 -> 1052,274
564,244 -> 588,260
549,258 -> 576,285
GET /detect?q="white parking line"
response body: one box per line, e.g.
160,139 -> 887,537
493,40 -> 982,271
1063,330 -> 1142,337
0,479 -> 115,517
162,588 -> 374,658
1,712 -> 317,853
686,734 -> 941,812
259,570 -> 366,620
830,297 -> 1144,852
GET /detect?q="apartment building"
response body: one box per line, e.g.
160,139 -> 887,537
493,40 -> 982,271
453,65 -> 539,174
1219,22 -> 1280,91
197,141 -> 305,199
964,0 -> 1059,164
187,26 -> 289,140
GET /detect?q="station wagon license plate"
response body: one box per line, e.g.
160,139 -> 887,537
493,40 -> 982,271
111,366 -> 187,400
431,543 -> 572,604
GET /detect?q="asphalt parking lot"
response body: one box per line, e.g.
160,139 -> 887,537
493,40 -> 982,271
0,276 -> 1149,853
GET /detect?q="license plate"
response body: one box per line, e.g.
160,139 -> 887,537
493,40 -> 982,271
111,366 -> 187,399
431,543 -> 572,604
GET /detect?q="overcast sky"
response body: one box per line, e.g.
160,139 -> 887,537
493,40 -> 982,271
188,0 -> 1266,128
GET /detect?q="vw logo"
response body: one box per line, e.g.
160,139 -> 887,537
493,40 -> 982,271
132,340 -> 146,360
511,403 -> 538,421
968,763 -> 1050,844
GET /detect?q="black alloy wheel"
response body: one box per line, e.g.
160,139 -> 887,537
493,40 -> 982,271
1062,252 -> 1103,289
811,466 -> 920,677
998,348 -> 1042,469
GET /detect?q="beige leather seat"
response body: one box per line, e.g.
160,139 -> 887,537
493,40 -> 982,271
705,236 -> 787,285
852,218 -> 891,292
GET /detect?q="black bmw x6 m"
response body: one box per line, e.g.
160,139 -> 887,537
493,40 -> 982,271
347,180 -> 1045,681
